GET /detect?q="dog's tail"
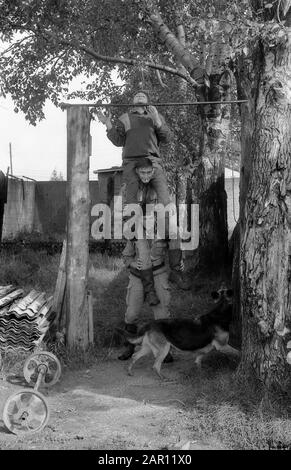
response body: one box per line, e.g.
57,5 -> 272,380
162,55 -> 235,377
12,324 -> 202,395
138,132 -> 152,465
114,327 -> 144,345
115,324 -> 150,345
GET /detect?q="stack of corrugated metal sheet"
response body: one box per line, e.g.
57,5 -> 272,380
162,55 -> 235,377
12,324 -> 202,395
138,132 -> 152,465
0,285 -> 54,352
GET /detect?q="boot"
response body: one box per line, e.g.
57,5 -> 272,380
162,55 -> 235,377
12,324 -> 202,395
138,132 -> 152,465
118,323 -> 137,361
140,268 -> 160,306
168,249 -> 191,290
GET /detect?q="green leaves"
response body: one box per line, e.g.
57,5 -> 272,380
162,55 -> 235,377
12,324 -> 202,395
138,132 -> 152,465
0,0 -> 285,125
0,0 -> 146,122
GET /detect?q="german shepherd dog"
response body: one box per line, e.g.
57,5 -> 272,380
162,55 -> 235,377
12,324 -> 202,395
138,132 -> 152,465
124,288 -> 240,379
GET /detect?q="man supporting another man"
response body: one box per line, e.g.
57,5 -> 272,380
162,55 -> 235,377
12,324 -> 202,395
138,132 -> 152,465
119,237 -> 173,361
118,157 -> 184,362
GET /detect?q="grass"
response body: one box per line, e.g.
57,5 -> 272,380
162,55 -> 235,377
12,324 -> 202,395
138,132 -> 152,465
0,349 -> 30,379
0,247 -> 232,362
180,361 -> 291,450
0,248 -> 124,295
1,247 -> 291,450
0,247 -> 239,352
185,400 -> 291,450
0,248 -> 127,352
0,248 -> 59,294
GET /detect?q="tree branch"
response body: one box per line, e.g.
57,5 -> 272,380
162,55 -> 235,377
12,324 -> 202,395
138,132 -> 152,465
47,50 -> 68,71
155,69 -> 168,88
56,36 -> 199,87
144,1 -> 205,84
177,24 -> 186,47
176,24 -> 187,94
0,34 -> 34,56
174,3 -> 188,95
1,15 -> 199,88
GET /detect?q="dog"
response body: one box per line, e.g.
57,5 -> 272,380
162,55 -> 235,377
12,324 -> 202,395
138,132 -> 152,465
124,288 -> 240,379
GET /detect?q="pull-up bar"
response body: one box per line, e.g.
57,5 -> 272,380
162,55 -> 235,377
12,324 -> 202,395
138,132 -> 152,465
61,99 -> 247,108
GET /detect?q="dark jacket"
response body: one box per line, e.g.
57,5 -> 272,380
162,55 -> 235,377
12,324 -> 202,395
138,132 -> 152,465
106,109 -> 171,159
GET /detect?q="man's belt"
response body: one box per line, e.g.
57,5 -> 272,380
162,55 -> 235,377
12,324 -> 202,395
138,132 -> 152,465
129,262 -> 165,278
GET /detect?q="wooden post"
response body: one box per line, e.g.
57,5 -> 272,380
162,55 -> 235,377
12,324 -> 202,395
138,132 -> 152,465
9,143 -> 13,176
87,290 -> 94,345
66,106 -> 91,349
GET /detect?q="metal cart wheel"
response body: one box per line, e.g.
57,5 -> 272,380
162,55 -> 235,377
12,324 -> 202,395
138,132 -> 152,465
3,389 -> 50,435
23,351 -> 61,388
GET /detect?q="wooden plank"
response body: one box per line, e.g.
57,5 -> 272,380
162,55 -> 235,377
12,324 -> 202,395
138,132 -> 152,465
59,286 -> 67,333
87,290 -> 94,345
66,106 -> 91,349
52,239 -> 67,327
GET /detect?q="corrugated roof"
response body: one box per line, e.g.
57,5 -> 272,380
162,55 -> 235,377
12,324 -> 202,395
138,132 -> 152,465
0,286 -> 54,352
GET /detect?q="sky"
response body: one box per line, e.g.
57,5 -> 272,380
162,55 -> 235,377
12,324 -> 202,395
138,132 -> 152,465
0,90 -> 239,181
0,95 -> 122,181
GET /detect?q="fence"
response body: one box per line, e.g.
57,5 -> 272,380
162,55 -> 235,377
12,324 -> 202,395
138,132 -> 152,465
2,178 -> 99,240
2,174 -> 240,240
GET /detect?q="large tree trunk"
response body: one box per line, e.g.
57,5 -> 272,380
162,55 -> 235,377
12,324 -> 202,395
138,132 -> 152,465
231,48 -> 261,346
229,221 -> 241,346
238,31 -> 291,391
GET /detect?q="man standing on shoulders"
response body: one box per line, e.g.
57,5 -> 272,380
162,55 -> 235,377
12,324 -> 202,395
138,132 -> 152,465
97,93 -> 191,294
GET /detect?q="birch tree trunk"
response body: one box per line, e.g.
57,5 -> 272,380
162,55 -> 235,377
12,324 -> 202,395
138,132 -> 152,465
146,5 -> 232,268
197,71 -> 231,268
146,4 -> 205,84
196,36 -> 232,268
176,18 -> 188,207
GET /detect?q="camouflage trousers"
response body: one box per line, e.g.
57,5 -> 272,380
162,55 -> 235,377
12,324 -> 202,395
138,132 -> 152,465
125,270 -> 171,324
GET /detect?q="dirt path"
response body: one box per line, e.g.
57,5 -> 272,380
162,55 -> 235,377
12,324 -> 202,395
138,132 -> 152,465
0,350 -> 225,450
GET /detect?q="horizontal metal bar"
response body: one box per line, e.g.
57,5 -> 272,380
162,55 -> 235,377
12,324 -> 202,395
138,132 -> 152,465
61,99 -> 248,108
